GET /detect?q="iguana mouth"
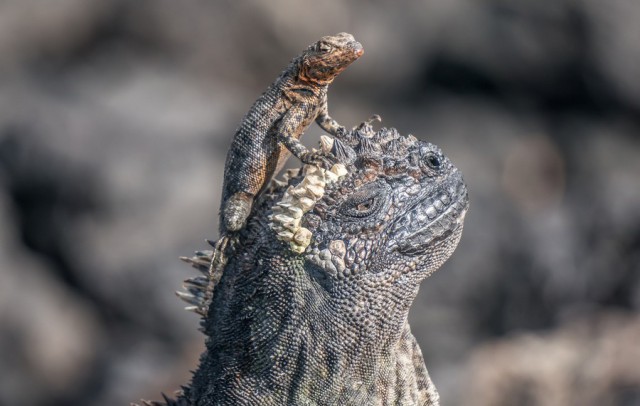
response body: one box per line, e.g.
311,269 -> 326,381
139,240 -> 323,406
396,182 -> 468,256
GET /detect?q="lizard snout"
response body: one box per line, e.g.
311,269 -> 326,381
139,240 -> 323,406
352,42 -> 364,57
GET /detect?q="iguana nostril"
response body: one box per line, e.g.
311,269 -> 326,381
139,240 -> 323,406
426,206 -> 437,219
433,199 -> 444,211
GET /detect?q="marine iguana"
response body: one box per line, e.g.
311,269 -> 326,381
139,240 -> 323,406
140,122 -> 469,405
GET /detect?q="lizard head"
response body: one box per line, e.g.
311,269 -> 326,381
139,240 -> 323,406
298,32 -> 363,85
268,121 -> 468,339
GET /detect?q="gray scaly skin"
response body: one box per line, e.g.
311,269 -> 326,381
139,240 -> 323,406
149,122 -> 469,405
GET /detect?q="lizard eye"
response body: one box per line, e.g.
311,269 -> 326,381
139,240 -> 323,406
318,43 -> 333,53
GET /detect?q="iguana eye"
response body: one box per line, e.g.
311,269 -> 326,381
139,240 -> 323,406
339,183 -> 388,218
425,152 -> 442,170
356,200 -> 374,212
341,196 -> 381,218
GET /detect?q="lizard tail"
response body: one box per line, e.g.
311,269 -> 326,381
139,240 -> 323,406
222,192 -> 254,233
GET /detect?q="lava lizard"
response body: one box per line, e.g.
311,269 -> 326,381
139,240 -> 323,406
213,32 -> 364,273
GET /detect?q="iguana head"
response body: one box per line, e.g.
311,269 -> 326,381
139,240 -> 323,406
175,122 -> 468,404
269,121 -> 468,341
298,32 -> 363,85
306,122 -> 467,281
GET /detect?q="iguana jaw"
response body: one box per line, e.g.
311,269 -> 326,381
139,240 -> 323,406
396,180 -> 468,256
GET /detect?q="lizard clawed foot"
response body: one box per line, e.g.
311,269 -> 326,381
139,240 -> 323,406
367,114 -> 382,124
300,150 -> 336,170
353,114 -> 382,132
334,126 -> 348,139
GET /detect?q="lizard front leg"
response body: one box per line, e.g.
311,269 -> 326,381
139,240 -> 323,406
278,104 -> 335,168
315,97 -> 347,138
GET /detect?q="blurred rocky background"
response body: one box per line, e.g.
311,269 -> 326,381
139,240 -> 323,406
0,1 -> 639,405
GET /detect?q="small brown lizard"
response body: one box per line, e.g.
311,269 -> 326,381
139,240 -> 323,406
220,32 -> 363,235
213,33 -> 363,267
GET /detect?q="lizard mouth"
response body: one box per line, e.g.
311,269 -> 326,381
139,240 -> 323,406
395,182 -> 468,256
352,42 -> 364,57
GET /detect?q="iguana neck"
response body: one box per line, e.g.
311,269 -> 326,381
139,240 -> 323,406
190,239 -> 422,404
